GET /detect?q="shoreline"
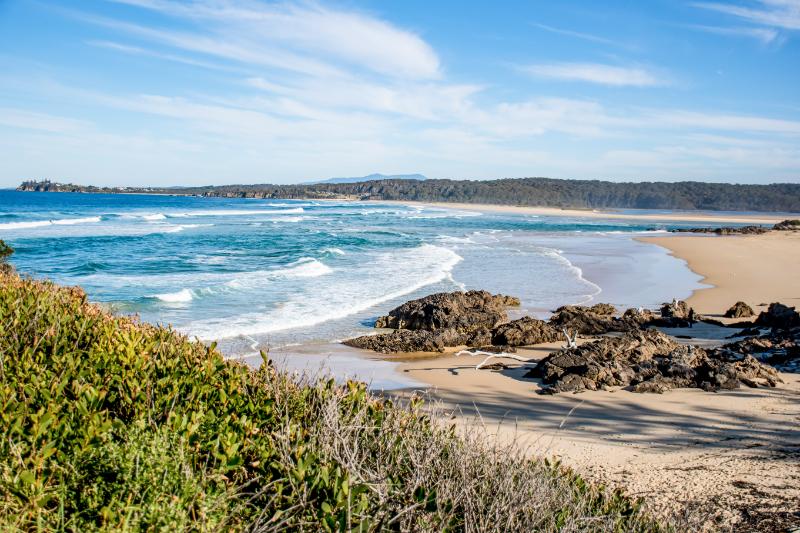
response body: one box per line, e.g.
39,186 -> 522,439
638,232 -> 800,315
386,230 -> 800,526
374,199 -> 797,224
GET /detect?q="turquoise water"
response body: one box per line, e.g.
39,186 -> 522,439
0,191 -> 704,357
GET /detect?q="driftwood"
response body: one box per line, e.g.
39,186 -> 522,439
562,328 -> 578,349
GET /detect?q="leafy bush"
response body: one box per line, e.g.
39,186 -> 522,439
0,240 -> 12,274
0,272 -> 666,531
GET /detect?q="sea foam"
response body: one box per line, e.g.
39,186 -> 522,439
0,216 -> 102,230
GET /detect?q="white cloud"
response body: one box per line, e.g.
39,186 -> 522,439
0,108 -> 90,133
687,24 -> 780,43
693,0 -> 800,31
106,0 -> 441,79
521,62 -> 667,87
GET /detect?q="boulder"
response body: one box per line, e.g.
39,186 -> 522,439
724,301 -> 755,319
491,317 -> 561,346
525,329 -> 781,394
343,330 -> 446,353
343,325 -> 495,354
773,219 -> 800,231
374,290 -> 519,332
754,303 -> 800,330
660,300 -> 690,319
548,303 -> 628,335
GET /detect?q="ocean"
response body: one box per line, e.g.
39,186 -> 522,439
0,191 -> 706,368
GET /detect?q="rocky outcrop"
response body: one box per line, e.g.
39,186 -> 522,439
343,330 -> 447,353
721,327 -> 800,373
660,300 -> 690,319
672,225 -> 769,235
754,303 -> 800,330
374,290 -> 519,331
773,219 -> 800,231
491,317 -> 560,346
346,291 -> 520,353
547,304 -> 628,335
525,329 -> 781,394
343,326 -> 495,354
724,301 -> 755,319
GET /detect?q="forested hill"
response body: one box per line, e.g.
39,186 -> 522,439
17,177 -> 800,212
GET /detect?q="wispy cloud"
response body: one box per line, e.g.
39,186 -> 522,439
693,0 -> 800,31
521,62 -> 667,87
530,23 -> 618,46
687,24 -> 780,43
105,0 -> 441,80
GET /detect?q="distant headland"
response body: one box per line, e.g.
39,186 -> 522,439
16,177 -> 800,212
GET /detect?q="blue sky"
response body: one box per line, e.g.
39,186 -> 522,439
0,0 -> 799,186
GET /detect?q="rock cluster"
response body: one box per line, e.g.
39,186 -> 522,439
491,317 -> 560,346
345,291 -> 522,353
754,303 -> 800,330
772,219 -> 800,231
374,290 -> 518,331
672,225 -> 768,235
721,329 -> 800,373
724,301 -> 754,318
526,329 -> 782,394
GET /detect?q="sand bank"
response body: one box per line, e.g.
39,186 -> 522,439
377,200 -> 797,224
639,231 -> 800,316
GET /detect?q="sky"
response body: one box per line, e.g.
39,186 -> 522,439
0,0 -> 799,187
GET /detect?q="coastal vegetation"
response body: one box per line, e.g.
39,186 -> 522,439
0,269 -> 666,531
17,177 -> 800,212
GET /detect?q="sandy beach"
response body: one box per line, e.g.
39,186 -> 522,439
639,232 -> 800,316
377,200 -> 798,225
389,230 -> 800,529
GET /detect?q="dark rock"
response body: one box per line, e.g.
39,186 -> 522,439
720,327 -> 800,372
728,326 -> 762,338
660,300 -> 690,319
772,219 -> 800,231
492,317 -> 561,346
343,330 -> 446,353
672,226 -> 769,235
548,303 -> 631,335
461,345 -> 517,354
525,329 -> 782,394
374,290 -> 519,332
754,303 -> 800,330
724,301 -> 755,319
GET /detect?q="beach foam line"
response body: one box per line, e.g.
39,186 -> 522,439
536,246 -> 602,304
168,207 -> 305,217
0,216 -> 102,230
184,244 -> 462,340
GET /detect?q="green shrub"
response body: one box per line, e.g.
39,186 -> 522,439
0,240 -> 12,274
0,273 -> 666,531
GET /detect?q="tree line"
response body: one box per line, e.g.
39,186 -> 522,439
18,177 -> 800,212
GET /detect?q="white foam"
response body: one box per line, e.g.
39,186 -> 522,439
0,216 -> 102,230
184,244 -> 462,340
152,288 -> 194,303
322,247 -> 346,255
142,213 -> 167,221
169,208 -> 304,217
